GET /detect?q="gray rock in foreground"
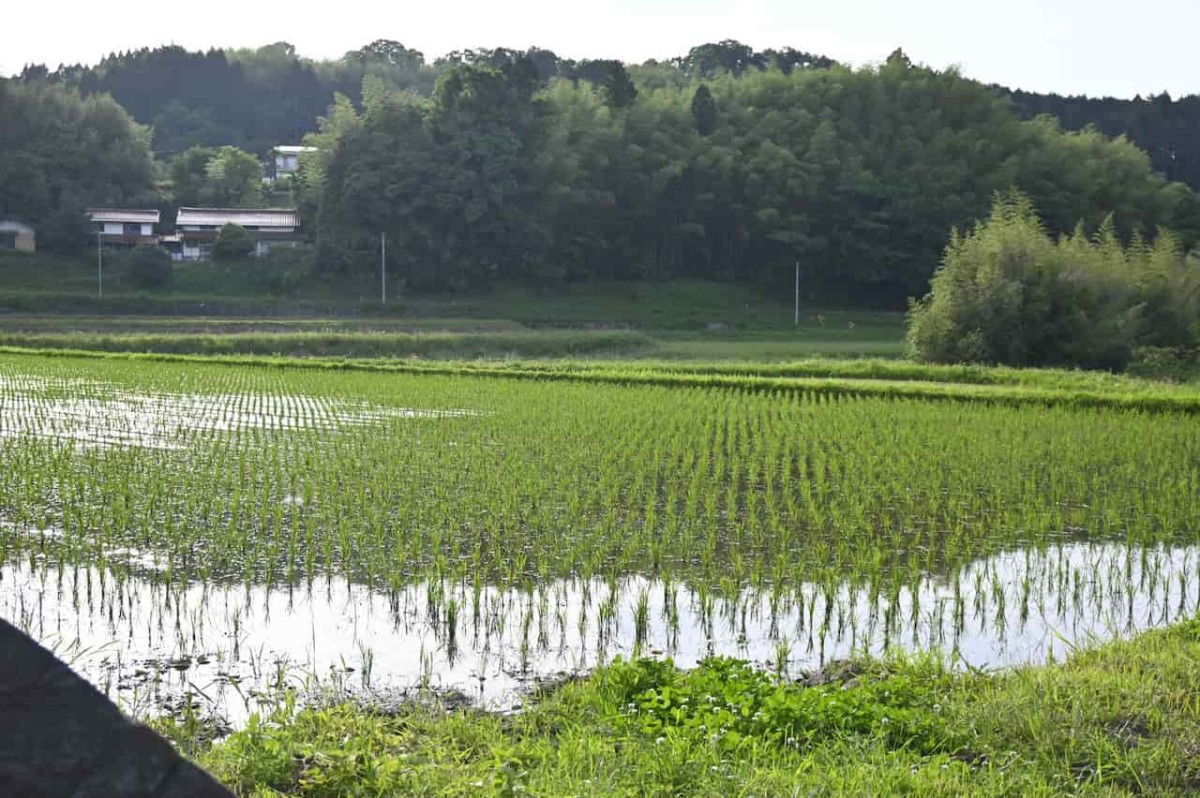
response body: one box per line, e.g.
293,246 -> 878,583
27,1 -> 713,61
0,617 -> 232,797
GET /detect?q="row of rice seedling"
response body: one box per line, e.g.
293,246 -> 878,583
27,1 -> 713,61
0,350 -> 1196,713
9,346 -> 1197,413
1,353 -> 1194,589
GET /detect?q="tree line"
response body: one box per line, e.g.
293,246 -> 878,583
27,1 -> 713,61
1005,89 -> 1200,191
4,43 -> 1200,306
312,51 -> 1200,302
17,38 -> 1200,199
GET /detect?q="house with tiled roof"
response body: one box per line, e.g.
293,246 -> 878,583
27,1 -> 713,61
173,208 -> 300,261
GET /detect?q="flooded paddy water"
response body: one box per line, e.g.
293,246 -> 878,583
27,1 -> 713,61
0,355 -> 1197,725
2,541 -> 1198,723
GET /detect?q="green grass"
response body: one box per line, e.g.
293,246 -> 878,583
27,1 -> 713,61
0,303 -> 902,362
653,337 -> 906,360
1,251 -> 899,333
0,330 -> 657,360
0,315 -> 528,334
168,618 -> 1200,796
4,347 -> 1197,413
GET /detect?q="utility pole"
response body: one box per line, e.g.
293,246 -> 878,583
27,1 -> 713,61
97,231 -> 103,301
794,261 -> 800,327
380,232 -> 387,306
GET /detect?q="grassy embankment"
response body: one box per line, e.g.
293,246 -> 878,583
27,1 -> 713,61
0,251 -> 906,360
164,619 -> 1200,796
5,346 -> 1199,414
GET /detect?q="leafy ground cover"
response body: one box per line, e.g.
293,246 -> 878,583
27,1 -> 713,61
168,618 -> 1200,796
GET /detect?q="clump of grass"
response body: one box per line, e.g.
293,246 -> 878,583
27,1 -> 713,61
172,617 -> 1200,796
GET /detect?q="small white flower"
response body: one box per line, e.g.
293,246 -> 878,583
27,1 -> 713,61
880,716 -> 890,725
655,736 -> 666,745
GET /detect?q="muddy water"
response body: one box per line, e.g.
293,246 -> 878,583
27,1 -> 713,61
2,541 -> 1196,724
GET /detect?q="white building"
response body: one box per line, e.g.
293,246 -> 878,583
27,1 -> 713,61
270,146 -> 318,181
0,220 -> 36,252
88,209 -> 161,247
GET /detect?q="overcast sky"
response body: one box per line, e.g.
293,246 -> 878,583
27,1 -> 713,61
3,0 -> 1195,98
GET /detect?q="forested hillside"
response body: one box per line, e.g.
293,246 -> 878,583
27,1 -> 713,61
1006,89 -> 1200,190
312,50 -> 1199,300
20,39 -> 1200,194
6,41 -> 1200,304
15,40 -> 833,156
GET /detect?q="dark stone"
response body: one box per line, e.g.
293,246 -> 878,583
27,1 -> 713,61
797,658 -> 869,688
0,618 -> 232,797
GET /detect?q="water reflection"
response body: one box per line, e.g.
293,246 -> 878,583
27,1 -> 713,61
2,541 -> 1196,723
0,374 -> 471,450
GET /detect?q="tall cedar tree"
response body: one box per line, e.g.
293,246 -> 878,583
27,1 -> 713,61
691,84 -> 718,136
601,62 -> 638,109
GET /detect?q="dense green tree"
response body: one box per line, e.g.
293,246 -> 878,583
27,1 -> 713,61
1005,88 -> 1200,192
760,47 -> 837,74
677,40 -> 763,77
0,79 -> 155,251
169,146 -> 264,207
212,223 -> 255,262
317,62 -> 553,288
344,40 -> 425,72
204,147 -> 265,206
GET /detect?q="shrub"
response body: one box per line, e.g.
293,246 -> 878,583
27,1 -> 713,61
602,657 -> 954,755
125,247 -> 174,289
1126,345 -> 1200,382
212,223 -> 254,263
908,192 -> 1200,370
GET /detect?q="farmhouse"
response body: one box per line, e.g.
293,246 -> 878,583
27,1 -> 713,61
0,220 -> 36,252
88,209 -> 161,247
175,207 -> 301,261
269,145 -> 318,182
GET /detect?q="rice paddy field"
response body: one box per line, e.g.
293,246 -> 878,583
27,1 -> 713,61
1,347 -> 1198,744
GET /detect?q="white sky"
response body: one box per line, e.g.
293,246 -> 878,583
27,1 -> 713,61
2,0 -> 1196,98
